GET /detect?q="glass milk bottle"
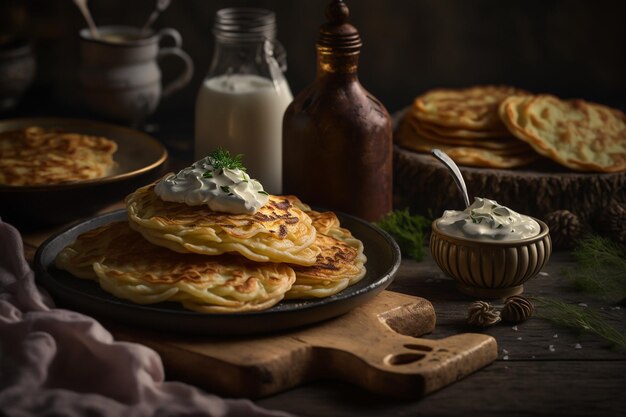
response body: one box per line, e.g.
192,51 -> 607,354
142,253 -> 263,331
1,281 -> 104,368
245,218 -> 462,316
195,8 -> 292,194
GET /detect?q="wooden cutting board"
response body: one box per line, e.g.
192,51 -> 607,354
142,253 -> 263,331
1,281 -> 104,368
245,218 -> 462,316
110,291 -> 497,399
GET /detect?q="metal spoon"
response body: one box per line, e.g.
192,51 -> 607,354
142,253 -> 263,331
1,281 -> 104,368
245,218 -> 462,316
431,148 -> 471,208
142,0 -> 172,33
73,0 -> 99,39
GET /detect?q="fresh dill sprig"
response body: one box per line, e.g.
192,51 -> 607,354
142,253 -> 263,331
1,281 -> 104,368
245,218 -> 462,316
531,297 -> 626,350
376,208 -> 430,262
204,148 -> 246,174
563,235 -> 626,303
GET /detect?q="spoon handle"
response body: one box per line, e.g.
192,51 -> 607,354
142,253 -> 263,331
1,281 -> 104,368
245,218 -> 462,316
431,148 -> 471,208
73,0 -> 99,39
142,0 -> 172,32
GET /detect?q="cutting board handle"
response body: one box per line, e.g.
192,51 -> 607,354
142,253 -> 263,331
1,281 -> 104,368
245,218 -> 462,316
299,297 -> 498,398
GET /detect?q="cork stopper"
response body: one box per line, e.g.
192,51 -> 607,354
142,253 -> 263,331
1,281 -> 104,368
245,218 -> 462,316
317,0 -> 362,53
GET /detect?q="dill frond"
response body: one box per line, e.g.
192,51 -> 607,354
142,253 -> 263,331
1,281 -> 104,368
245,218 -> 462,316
376,208 -> 430,261
564,235 -> 626,303
532,297 -> 626,350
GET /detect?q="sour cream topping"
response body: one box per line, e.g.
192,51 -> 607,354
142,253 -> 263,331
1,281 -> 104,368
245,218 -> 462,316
436,197 -> 541,241
154,157 -> 269,214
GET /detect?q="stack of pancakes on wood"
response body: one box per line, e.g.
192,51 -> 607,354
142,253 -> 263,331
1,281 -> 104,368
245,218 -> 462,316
56,181 -> 367,313
396,86 -> 540,169
396,86 -> 626,173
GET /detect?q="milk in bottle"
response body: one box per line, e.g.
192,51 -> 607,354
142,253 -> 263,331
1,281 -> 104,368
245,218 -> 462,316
195,8 -> 292,194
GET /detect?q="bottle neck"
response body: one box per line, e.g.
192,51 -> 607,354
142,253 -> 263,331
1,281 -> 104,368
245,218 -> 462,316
316,49 -> 360,79
208,7 -> 283,79
208,41 -> 265,77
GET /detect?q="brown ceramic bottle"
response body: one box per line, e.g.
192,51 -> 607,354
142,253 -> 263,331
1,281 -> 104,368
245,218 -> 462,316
282,0 -> 392,221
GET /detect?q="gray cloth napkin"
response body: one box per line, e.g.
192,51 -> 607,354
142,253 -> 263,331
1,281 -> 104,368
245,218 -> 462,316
0,219 -> 294,417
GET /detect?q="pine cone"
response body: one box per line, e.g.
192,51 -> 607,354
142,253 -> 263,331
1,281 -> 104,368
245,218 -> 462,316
501,295 -> 534,323
598,201 -> 626,244
545,210 -> 584,249
467,301 -> 501,327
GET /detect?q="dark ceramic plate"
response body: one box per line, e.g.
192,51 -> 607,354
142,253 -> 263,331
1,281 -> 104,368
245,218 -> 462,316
34,209 -> 401,335
0,118 -> 168,229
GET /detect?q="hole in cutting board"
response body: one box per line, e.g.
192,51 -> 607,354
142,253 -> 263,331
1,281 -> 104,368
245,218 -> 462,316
403,343 -> 433,352
385,353 -> 425,366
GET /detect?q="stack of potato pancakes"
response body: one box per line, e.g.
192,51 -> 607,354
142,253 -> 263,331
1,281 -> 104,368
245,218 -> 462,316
56,182 -> 367,313
396,86 -> 626,172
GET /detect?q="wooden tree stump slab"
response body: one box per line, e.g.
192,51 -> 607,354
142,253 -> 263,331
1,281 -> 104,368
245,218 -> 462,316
393,146 -> 626,246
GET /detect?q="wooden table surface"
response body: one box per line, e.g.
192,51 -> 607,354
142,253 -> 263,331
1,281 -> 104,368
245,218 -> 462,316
23,220 -> 625,417
16,123 -> 625,417
255,251 -> 626,417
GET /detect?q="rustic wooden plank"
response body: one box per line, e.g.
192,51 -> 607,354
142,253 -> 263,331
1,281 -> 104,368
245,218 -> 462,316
256,361 -> 626,417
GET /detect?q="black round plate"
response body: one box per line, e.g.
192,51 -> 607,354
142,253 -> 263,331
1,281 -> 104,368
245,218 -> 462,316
34,210 -> 401,335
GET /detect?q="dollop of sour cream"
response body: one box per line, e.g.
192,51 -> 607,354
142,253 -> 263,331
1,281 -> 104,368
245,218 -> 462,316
436,197 -> 540,241
154,157 -> 269,214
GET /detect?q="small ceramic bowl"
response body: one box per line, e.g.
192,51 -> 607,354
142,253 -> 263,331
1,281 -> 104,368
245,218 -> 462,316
430,218 -> 552,299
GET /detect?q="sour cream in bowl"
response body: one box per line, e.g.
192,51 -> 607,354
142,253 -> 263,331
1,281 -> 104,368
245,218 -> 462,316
430,197 -> 551,299
436,197 -> 541,241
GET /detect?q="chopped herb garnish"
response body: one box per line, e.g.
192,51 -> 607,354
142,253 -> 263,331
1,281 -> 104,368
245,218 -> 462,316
220,186 -> 230,193
207,148 -> 246,171
202,148 -> 245,179
258,190 -> 269,196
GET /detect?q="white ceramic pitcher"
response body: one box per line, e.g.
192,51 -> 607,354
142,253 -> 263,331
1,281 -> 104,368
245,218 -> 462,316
79,26 -> 193,123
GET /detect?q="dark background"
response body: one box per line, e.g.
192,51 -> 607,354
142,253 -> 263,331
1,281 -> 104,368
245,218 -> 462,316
2,0 -> 625,128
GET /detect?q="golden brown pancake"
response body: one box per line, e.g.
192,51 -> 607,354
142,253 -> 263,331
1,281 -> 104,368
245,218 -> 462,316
412,85 -> 529,131
499,95 -> 626,172
395,117 -> 541,169
286,195 -> 342,235
408,117 -> 531,151
286,231 -> 366,299
126,183 -> 320,265
55,221 -> 296,313
0,126 -> 117,186
281,204 -> 367,299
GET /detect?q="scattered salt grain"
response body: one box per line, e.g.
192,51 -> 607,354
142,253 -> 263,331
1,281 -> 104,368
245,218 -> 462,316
578,303 -> 588,307
539,272 -> 549,276
503,355 -> 509,360
512,325 -> 518,331
502,349 -> 509,355
531,355 -> 536,359
549,345 -> 556,352
574,343 -> 582,350
609,306 -> 622,311
517,337 -> 523,341
553,334 -> 559,339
